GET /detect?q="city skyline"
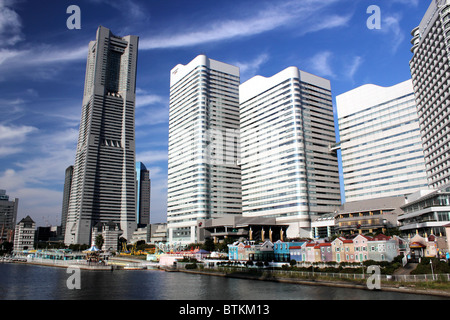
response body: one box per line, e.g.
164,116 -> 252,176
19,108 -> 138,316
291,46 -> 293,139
0,0 -> 433,227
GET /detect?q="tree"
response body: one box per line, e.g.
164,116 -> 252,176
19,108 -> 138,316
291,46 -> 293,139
95,234 -> 104,250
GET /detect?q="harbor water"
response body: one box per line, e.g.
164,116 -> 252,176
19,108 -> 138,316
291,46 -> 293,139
0,263 -> 446,300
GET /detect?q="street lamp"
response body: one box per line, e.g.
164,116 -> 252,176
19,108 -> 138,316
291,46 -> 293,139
430,259 -> 435,281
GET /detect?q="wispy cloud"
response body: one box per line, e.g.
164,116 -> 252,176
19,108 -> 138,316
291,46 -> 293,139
232,53 -> 269,82
0,124 -> 37,157
135,89 -> 169,126
381,14 -> 404,53
346,55 -> 363,82
309,51 -> 336,79
0,0 -> 23,46
140,0 -> 349,50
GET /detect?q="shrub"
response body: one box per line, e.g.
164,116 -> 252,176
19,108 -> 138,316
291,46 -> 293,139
185,263 -> 197,270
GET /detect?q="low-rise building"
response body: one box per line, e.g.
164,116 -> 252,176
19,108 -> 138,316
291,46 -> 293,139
335,196 -> 404,236
353,234 -> 371,262
91,221 -> 122,252
368,234 -> 398,262
399,185 -> 450,238
13,215 -> 35,252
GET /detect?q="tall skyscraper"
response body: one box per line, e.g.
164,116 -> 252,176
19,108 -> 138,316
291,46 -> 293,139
65,26 -> 139,245
167,55 -> 241,244
60,165 -> 73,238
336,80 -> 429,202
136,162 -> 150,227
240,67 -> 341,238
0,189 -> 18,243
410,0 -> 450,188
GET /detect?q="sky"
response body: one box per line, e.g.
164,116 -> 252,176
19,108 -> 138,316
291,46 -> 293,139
0,0 -> 431,227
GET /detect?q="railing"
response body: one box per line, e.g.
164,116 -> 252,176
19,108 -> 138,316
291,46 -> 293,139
204,266 -> 450,283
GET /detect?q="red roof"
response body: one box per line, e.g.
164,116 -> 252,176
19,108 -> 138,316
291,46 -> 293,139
372,234 -> 391,241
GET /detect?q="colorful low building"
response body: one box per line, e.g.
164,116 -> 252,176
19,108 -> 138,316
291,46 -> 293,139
353,234 -> 370,262
273,240 -> 305,262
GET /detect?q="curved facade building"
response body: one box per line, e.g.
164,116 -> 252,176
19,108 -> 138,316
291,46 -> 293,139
409,0 -> 450,188
336,80 -> 429,202
167,55 -> 242,244
240,67 -> 341,238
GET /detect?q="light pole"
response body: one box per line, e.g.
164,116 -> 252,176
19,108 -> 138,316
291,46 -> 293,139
430,259 -> 435,281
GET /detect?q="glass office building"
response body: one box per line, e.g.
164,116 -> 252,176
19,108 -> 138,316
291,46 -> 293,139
336,80 -> 429,202
240,67 -> 341,238
167,55 -> 242,244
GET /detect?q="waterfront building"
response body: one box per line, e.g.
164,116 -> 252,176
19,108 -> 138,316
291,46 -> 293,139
91,221 -> 122,251
273,240 -> 305,262
336,80 -> 429,202
64,26 -> 139,245
410,0 -> 450,188
240,67 -> 341,239
289,245 -> 303,262
167,55 -> 242,244
13,215 -> 35,252
352,234 -> 370,262
129,225 -> 150,244
199,215 -> 288,244
317,243 -> 333,262
368,234 -> 398,262
311,213 -> 335,239
331,237 -> 354,263
228,240 -> 275,262
149,223 -> 168,243
398,184 -> 450,237
136,162 -> 151,227
60,165 -> 73,239
0,189 -> 18,243
334,195 -> 405,236
303,242 -> 317,262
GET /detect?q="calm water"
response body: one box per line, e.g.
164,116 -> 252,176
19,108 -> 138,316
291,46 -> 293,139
0,263 -> 446,300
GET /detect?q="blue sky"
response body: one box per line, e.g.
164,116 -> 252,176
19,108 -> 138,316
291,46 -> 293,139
0,0 -> 430,227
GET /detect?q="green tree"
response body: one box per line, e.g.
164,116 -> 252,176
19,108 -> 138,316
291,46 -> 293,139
95,234 -> 104,249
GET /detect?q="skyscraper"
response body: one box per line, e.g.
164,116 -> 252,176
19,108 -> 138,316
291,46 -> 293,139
64,26 -> 139,245
409,0 -> 450,188
240,67 -> 341,238
136,162 -> 150,227
0,189 -> 18,243
60,165 -> 73,238
167,55 -> 241,244
336,80 -> 429,202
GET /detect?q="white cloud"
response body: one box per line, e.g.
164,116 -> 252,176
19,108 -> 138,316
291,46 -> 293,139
347,56 -> 363,81
0,126 -> 77,225
0,124 -> 37,157
381,14 -> 404,53
309,51 -> 335,79
136,150 -> 168,164
140,0 -> 348,50
0,0 -> 23,46
233,53 -> 270,82
136,93 -> 166,108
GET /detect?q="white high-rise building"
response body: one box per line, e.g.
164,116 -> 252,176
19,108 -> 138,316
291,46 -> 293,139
240,67 -> 341,238
65,26 -> 139,245
167,55 -> 241,244
336,80 -> 429,202
410,0 -> 450,188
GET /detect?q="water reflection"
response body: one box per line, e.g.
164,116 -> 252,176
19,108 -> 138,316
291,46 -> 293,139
0,263 -> 446,300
